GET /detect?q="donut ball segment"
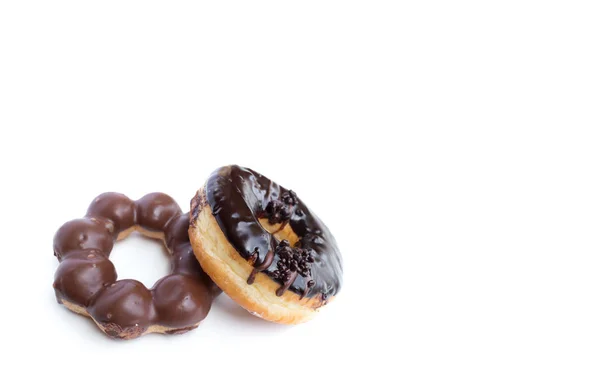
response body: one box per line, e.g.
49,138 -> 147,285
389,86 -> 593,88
52,192 -> 219,340
189,190 -> 334,325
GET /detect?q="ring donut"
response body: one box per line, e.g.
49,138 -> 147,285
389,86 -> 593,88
189,165 -> 343,324
52,192 -> 219,339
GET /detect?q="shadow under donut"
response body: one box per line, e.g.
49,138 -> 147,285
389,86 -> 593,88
213,295 -> 289,332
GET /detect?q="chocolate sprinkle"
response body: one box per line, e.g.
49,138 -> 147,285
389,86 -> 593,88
271,240 -> 314,283
263,190 -> 298,224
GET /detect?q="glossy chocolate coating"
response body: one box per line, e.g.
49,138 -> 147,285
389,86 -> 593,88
171,244 -> 223,298
195,165 -> 343,300
86,193 -> 135,235
53,192 -> 219,339
136,193 -> 183,232
88,279 -> 155,338
153,274 -> 211,328
53,249 -> 117,306
53,218 -> 114,258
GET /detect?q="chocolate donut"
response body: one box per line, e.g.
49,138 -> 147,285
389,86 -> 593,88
189,165 -> 343,324
53,192 -> 220,339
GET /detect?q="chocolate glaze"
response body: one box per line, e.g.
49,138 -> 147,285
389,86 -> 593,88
88,279 -> 155,337
53,192 -> 220,339
153,274 -> 211,328
53,218 -> 114,258
86,193 -> 135,235
53,249 -> 117,306
195,165 -> 343,300
136,193 -> 183,232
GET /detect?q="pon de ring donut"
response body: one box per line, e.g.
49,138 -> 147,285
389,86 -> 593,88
52,192 -> 219,339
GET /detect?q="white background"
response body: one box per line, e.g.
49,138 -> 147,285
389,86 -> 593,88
1,1 -> 599,383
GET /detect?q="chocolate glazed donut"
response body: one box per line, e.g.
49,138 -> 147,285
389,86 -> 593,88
189,165 -> 343,324
52,192 -> 220,340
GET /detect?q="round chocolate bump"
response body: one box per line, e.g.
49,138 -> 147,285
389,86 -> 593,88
53,254 -> 117,307
164,213 -> 190,251
53,218 -> 113,258
152,274 -> 211,328
86,192 -> 136,235
88,280 -> 155,331
171,246 -> 222,298
136,193 -> 183,232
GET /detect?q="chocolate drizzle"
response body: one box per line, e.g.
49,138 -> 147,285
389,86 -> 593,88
272,240 -> 315,297
246,250 -> 274,285
201,165 -> 343,300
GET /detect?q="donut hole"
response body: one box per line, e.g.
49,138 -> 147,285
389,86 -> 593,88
109,232 -> 171,288
258,218 -> 300,247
